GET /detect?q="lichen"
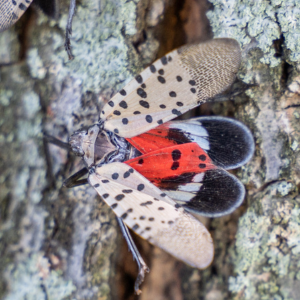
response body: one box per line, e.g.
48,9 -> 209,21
207,0 -> 300,67
4,254 -> 76,300
228,192 -> 300,299
33,0 -> 142,94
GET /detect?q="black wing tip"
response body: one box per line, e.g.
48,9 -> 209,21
196,116 -> 255,170
183,169 -> 246,217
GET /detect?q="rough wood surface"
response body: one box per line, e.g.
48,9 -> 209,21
1,0 -> 299,299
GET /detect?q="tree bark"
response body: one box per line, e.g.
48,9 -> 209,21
1,0 -> 299,300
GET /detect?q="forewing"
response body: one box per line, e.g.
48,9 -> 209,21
0,0 -> 33,31
101,38 -> 241,138
89,162 -> 214,269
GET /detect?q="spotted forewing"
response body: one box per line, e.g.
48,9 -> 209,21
89,162 -> 214,269
102,38 -> 241,138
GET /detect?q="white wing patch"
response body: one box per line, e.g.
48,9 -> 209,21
0,0 -> 33,32
169,121 -> 210,150
101,38 -> 241,138
88,162 -> 214,269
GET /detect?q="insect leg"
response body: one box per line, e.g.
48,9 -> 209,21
65,0 -> 77,60
43,133 -> 71,150
63,167 -> 89,188
116,217 -> 149,295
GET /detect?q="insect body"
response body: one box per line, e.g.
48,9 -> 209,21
70,114 -> 254,265
66,38 -> 254,291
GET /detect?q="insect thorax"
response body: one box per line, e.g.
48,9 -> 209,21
69,123 -> 139,168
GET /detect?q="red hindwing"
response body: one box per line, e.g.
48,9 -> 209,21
126,122 -> 185,154
125,142 -> 215,186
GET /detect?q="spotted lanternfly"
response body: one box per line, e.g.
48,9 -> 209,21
63,38 -> 254,293
0,0 -> 76,59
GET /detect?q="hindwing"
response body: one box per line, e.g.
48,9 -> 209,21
126,116 -> 255,169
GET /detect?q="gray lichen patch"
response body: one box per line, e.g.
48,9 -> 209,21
0,30 -> 20,64
207,0 -> 300,67
229,189 -> 300,300
31,0 -> 143,94
4,254 -> 76,300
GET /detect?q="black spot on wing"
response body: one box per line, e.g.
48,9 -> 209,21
136,75 -> 143,83
172,109 -> 181,116
19,3 -> 27,10
122,118 -> 128,125
124,171 -> 130,178
139,100 -> 149,109
119,100 -> 128,109
157,76 -> 166,84
115,194 -> 125,201
112,173 -> 119,180
140,201 -> 153,206
171,162 -> 179,170
121,213 -> 128,219
199,154 -> 206,161
137,184 -> 145,191
137,88 -> 147,98
132,224 -> 139,230
120,89 -> 127,96
145,115 -> 153,123
172,149 -> 181,161
150,65 -> 156,73
161,56 -> 168,65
